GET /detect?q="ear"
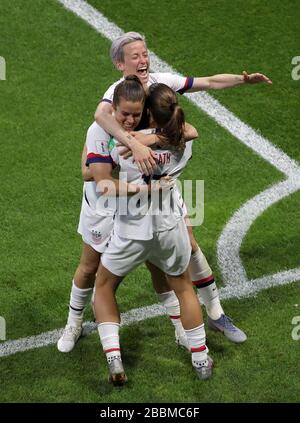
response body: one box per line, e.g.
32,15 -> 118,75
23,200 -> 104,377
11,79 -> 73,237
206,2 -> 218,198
116,62 -> 125,72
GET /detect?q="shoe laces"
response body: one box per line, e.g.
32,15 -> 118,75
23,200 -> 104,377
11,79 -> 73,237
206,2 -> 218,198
220,315 -> 238,332
62,324 -> 81,340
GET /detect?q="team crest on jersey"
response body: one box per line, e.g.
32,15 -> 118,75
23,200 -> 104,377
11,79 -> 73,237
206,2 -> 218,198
91,229 -> 102,243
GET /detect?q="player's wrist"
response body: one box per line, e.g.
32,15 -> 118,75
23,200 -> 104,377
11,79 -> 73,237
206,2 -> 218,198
124,133 -> 135,149
242,71 -> 250,83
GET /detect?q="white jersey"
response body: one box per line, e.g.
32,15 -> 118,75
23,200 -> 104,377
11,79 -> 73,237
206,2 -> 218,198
101,71 -> 194,221
84,121 -> 117,216
101,73 -> 194,104
77,122 -> 118,251
110,135 -> 192,240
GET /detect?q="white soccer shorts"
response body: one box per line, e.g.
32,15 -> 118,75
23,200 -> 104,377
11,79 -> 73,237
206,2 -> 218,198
101,218 -> 191,277
77,199 -> 114,253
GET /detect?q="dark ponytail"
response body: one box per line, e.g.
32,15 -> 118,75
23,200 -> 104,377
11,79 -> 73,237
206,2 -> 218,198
147,83 -> 185,150
113,74 -> 146,107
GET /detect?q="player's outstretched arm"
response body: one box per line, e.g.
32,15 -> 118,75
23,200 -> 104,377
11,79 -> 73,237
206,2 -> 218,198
94,101 -> 156,175
188,71 -> 272,91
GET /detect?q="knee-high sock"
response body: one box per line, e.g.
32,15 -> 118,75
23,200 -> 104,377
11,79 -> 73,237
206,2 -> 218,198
185,324 -> 208,364
98,322 -> 121,363
189,248 -> 224,320
67,280 -> 93,326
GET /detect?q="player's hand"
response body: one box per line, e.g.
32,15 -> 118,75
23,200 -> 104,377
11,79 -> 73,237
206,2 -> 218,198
130,142 -> 157,176
151,176 -> 176,192
243,71 -> 272,84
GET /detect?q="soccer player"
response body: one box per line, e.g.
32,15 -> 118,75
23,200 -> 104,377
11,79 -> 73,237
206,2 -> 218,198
94,81 -> 214,384
95,32 -> 272,175
57,76 -> 197,353
94,32 -> 266,343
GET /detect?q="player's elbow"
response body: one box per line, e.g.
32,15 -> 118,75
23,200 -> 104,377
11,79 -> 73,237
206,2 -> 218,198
94,103 -> 108,126
94,106 -> 103,125
191,127 -> 198,139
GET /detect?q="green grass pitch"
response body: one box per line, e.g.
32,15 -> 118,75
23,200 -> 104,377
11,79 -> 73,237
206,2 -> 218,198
0,0 -> 299,403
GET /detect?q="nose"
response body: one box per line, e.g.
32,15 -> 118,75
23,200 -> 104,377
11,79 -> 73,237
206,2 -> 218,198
127,115 -> 134,124
139,55 -> 147,64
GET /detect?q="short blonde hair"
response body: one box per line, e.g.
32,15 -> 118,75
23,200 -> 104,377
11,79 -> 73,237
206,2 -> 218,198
110,32 -> 146,67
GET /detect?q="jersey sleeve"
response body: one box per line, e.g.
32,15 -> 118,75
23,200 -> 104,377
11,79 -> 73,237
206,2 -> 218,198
85,123 -> 113,166
155,72 -> 194,94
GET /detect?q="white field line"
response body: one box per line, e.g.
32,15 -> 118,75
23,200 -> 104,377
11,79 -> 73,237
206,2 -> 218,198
2,0 -> 298,359
217,177 -> 300,290
0,304 -> 165,358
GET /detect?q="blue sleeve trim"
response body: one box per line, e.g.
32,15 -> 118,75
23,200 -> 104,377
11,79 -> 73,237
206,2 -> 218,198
86,156 -> 113,165
177,77 -> 194,94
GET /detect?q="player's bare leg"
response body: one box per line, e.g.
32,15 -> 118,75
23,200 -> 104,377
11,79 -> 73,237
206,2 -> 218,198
57,243 -> 99,353
94,263 -> 127,386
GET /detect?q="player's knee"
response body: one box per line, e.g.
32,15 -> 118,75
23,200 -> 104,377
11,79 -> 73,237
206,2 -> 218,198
79,262 -> 98,278
186,227 -> 199,253
190,238 -> 199,254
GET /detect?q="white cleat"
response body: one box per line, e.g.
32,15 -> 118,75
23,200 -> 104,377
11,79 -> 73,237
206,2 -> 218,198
108,357 -> 128,387
57,324 -> 82,353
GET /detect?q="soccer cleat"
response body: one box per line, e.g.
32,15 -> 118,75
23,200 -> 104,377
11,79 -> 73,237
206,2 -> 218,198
175,330 -> 190,351
193,355 -> 214,380
207,314 -> 247,343
57,324 -> 82,353
108,357 -> 128,387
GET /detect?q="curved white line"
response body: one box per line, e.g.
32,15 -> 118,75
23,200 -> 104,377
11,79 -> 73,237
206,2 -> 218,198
217,176 -> 300,288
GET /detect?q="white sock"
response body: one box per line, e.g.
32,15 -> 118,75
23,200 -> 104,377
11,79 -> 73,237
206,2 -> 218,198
67,280 -> 93,327
189,248 -> 224,320
98,322 -> 121,363
189,247 -> 212,282
157,291 -> 186,338
199,282 -> 224,320
185,324 -> 208,364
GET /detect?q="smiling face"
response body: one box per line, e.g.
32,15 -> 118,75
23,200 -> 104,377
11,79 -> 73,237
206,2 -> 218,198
113,98 -> 144,132
117,41 -> 150,85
